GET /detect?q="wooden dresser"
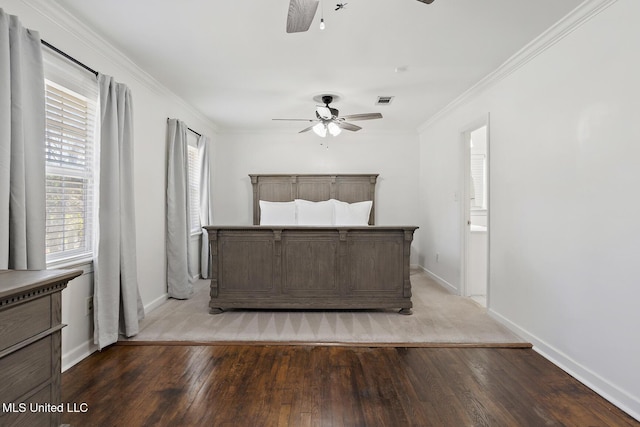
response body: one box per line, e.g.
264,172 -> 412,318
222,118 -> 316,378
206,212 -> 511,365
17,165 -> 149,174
0,269 -> 81,427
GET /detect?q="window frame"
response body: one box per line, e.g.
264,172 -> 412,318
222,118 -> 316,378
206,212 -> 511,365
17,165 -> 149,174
43,69 -> 98,267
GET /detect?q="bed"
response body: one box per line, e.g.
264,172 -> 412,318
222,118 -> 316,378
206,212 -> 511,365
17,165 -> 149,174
204,174 -> 417,314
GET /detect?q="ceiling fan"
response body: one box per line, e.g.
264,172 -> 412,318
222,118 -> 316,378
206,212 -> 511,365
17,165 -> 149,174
286,0 -> 435,33
273,94 -> 383,137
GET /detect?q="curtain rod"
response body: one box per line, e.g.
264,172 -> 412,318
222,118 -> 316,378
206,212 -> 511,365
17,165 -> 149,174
41,42 -> 205,138
41,39 -> 99,77
166,118 -> 202,138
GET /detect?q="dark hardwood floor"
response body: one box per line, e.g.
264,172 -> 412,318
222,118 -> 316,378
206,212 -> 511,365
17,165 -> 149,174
61,345 -> 637,427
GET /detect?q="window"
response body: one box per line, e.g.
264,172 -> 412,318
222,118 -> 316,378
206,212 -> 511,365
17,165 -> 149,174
44,51 -> 98,265
187,132 -> 201,234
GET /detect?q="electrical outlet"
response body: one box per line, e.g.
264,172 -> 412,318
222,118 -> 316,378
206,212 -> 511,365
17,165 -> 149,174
85,296 -> 93,316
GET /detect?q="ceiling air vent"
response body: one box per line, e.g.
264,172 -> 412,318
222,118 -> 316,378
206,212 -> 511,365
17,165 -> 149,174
376,96 -> 394,106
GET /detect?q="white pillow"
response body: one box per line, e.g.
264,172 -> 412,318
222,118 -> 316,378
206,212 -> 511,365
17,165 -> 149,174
295,199 -> 334,225
259,200 -> 296,225
332,199 -> 372,226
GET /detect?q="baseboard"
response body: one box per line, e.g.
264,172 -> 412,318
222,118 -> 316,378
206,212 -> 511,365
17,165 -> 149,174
62,340 -> 98,373
418,266 -> 459,294
488,309 -> 640,422
144,292 -> 169,313
116,340 -> 531,349
62,293 -> 169,372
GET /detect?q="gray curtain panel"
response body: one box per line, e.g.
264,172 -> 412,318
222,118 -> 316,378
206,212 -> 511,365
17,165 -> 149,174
93,73 -> 144,349
198,134 -> 213,279
0,9 -> 46,269
166,118 -> 193,298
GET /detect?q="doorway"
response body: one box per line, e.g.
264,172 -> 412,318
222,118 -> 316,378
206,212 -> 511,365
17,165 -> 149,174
462,121 -> 489,307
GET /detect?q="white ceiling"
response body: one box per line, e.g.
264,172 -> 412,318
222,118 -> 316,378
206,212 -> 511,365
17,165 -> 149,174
53,0 -> 584,132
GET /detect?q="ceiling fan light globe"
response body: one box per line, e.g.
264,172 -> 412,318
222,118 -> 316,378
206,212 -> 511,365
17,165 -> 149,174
313,122 -> 327,137
327,122 -> 342,136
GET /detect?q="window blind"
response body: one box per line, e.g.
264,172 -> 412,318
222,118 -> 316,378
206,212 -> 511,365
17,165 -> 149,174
45,81 -> 97,263
43,48 -> 99,265
187,135 -> 201,234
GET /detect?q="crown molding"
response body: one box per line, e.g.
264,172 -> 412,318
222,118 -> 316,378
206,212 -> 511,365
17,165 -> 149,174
22,0 -> 218,133
417,0 -> 618,133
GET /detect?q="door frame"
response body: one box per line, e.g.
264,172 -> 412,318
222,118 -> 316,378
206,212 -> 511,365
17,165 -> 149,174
460,114 -> 491,305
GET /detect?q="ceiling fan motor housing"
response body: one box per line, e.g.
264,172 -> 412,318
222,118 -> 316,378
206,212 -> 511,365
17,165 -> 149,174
321,95 -> 334,105
316,108 -> 339,119
315,95 -> 338,119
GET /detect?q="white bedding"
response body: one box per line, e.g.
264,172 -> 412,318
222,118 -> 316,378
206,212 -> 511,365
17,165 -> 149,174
259,199 -> 372,226
295,199 -> 334,225
258,200 -> 296,225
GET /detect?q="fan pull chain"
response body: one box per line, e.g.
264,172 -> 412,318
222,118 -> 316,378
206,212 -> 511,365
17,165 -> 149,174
319,0 -> 325,30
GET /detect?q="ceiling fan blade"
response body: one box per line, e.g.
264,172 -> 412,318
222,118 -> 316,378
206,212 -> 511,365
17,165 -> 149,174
416,0 -> 435,4
273,118 -> 316,122
340,113 -> 383,121
299,123 -> 319,133
336,121 -> 362,132
287,0 -> 319,33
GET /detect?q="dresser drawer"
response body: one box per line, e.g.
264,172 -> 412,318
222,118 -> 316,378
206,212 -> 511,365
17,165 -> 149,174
0,384 -> 54,427
0,296 -> 51,352
0,336 -> 52,403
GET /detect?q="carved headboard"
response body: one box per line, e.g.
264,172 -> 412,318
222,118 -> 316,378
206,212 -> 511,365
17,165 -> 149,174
250,174 -> 378,225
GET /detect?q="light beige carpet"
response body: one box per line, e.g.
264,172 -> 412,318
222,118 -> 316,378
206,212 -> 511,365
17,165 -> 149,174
121,269 -> 529,347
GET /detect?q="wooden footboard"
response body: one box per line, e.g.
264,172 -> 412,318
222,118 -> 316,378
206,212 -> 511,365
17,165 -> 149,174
204,226 -> 417,314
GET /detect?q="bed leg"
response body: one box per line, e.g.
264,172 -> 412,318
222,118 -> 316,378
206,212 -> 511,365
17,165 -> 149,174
209,307 -> 224,315
399,308 -> 413,315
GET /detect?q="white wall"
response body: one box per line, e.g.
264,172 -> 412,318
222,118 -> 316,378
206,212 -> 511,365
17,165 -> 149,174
3,0 -> 218,369
418,0 -> 639,419
213,130 -> 420,237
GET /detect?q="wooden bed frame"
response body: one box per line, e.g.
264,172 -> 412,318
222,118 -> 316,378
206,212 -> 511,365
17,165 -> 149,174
204,174 -> 417,314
